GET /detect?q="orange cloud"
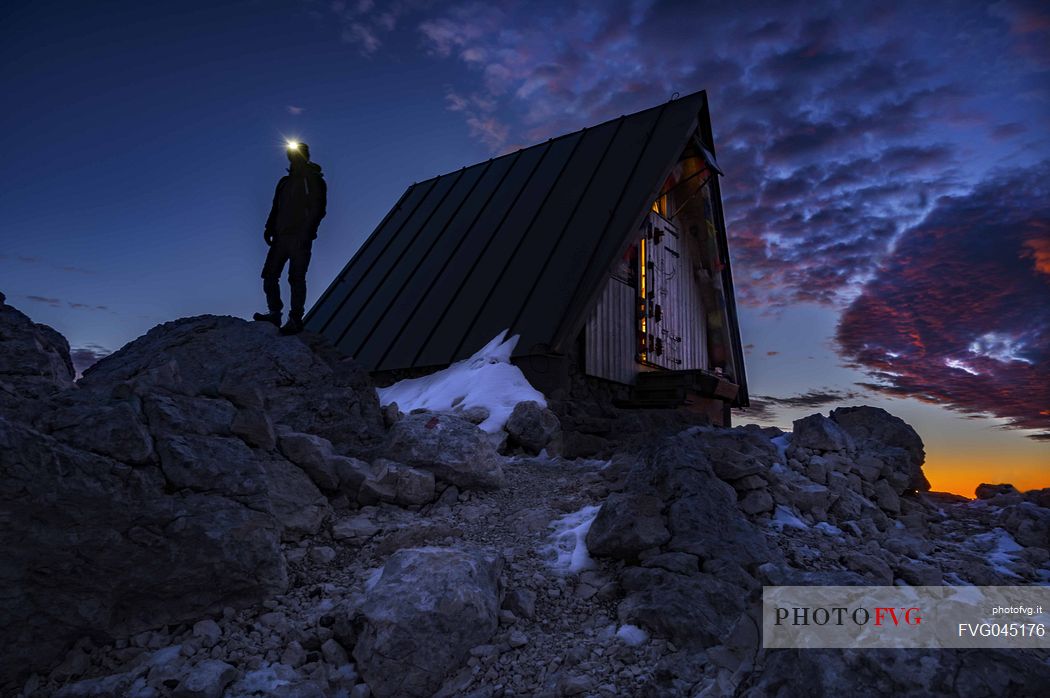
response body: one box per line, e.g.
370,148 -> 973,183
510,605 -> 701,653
1022,233 -> 1050,275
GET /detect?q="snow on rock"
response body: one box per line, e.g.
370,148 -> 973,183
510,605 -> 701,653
814,522 -> 843,536
616,624 -> 649,646
769,505 -> 808,531
972,528 -> 1023,578
543,505 -> 601,574
376,330 -> 546,434
770,433 -> 791,463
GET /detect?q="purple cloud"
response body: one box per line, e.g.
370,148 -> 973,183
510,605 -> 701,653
837,162 -> 1050,439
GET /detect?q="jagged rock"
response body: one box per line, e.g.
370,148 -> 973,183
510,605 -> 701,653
586,492 -> 670,559
830,406 -> 928,491
1024,488 -> 1050,508
40,398 -> 154,464
874,478 -> 901,514
841,552 -> 894,584
258,456 -> 331,539
739,489 -> 774,515
975,483 -> 1020,500
380,412 -> 505,490
0,418 -> 286,689
352,547 -> 503,698
504,400 -> 561,453
0,301 -> 74,416
174,660 -> 238,698
617,567 -> 745,647
331,514 -> 382,541
685,425 -> 778,481
192,619 -> 222,648
646,435 -> 773,569
502,589 -> 537,620
791,414 -> 854,453
455,404 -> 490,425
358,459 -> 436,506
277,430 -> 341,491
230,407 -> 276,450
79,315 -> 384,457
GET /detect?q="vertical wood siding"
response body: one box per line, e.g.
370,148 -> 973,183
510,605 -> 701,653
584,276 -> 637,385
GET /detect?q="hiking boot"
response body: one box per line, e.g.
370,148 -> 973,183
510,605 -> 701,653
252,310 -> 281,327
280,316 -> 304,336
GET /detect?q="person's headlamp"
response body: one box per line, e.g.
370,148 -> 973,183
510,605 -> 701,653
286,141 -> 300,151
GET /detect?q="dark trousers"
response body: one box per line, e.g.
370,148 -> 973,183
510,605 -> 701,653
262,236 -> 313,319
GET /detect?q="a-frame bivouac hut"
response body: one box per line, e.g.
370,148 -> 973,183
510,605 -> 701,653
305,89 -> 749,426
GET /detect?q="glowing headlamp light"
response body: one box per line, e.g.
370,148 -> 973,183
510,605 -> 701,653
286,140 -> 300,151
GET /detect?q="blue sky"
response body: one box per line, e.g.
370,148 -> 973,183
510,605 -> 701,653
2,0 -> 1047,493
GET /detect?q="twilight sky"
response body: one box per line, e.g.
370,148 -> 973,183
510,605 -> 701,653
2,0 -> 1047,495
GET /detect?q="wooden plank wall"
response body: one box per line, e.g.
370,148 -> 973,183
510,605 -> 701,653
674,219 -> 709,371
584,276 -> 637,385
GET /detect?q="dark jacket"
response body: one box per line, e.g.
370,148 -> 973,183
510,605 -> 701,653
265,162 -> 327,239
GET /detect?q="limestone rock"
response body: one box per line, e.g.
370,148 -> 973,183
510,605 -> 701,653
358,459 -> 436,506
504,400 -> 561,454
78,315 -> 384,457
791,414 -> 854,453
830,406 -> 928,491
277,430 -> 341,491
0,300 -> 74,416
380,412 -> 505,490
0,419 -> 286,688
586,493 -> 670,560
352,547 -> 503,698
975,483 -> 1020,500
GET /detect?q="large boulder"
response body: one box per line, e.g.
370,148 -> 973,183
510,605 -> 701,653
682,425 -> 779,481
504,400 -> 561,453
352,547 -> 503,697
0,309 -> 391,690
0,418 -> 287,689
78,315 -> 384,457
380,412 -> 505,490
830,406 -> 928,491
585,492 -> 670,559
791,413 -> 854,453
0,298 -> 74,416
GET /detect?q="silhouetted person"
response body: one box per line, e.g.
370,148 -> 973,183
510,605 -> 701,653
253,141 -> 327,335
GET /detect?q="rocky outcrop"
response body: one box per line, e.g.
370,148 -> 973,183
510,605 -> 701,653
830,406 -> 929,491
78,314 -> 384,457
584,431 -> 776,648
0,418 -> 287,687
0,299 -> 74,416
0,310 -> 387,691
351,547 -> 503,697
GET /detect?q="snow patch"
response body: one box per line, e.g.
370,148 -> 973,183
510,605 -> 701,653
814,522 -> 842,536
972,528 -> 1023,578
769,505 -> 808,530
376,330 -> 546,433
770,433 -> 792,463
227,662 -> 297,694
543,504 -> 601,574
616,624 -> 649,646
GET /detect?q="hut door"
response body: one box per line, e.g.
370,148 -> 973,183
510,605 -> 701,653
637,212 -> 684,369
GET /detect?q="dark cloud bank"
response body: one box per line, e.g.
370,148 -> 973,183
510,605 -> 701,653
837,163 -> 1050,440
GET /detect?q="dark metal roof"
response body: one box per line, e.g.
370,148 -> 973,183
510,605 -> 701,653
305,89 -> 748,402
